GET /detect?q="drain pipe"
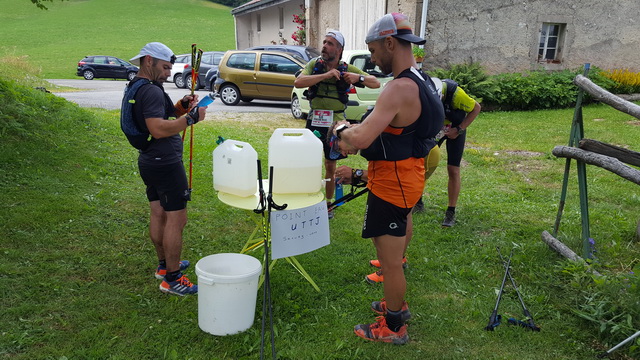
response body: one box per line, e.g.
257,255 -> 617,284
419,0 -> 429,41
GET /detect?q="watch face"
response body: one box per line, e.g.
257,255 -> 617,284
360,75 -> 365,82
355,169 -> 363,176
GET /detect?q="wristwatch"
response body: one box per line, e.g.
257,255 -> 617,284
359,75 -> 365,83
352,168 -> 363,183
335,123 -> 348,139
455,126 -> 466,135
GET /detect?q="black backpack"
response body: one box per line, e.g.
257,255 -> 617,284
120,78 -> 153,150
304,58 -> 350,104
442,79 -> 467,127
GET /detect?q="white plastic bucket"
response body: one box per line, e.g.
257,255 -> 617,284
213,140 -> 258,197
268,128 -> 323,194
195,253 -> 262,336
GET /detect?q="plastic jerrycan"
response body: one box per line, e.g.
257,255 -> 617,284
213,140 -> 258,197
268,128 -> 323,194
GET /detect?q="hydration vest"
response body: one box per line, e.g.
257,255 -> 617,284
361,68 -> 444,161
442,79 -> 467,126
305,58 -> 350,104
120,78 -> 153,150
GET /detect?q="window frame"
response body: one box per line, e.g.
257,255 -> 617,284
538,22 -> 565,64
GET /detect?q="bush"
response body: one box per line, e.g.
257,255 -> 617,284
429,63 -> 625,111
490,70 -> 579,110
427,62 -> 498,104
601,68 -> 640,94
562,261 -> 640,358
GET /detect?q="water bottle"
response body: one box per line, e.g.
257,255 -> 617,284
335,179 -> 344,206
198,93 -> 215,107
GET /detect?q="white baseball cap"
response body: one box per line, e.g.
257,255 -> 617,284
325,29 -> 345,48
130,42 -> 176,66
366,13 -> 426,45
432,77 -> 443,96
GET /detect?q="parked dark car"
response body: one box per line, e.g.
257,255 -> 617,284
245,45 -> 320,62
76,56 -> 138,80
179,51 -> 225,90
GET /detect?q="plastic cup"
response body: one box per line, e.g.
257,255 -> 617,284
198,93 -> 215,107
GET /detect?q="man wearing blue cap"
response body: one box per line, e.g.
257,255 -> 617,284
294,30 -> 379,218
331,13 -> 444,344
125,42 -> 208,296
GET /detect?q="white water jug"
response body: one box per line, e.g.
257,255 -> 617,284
268,128 -> 323,194
213,140 -> 258,197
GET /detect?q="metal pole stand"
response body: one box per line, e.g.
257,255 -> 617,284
254,161 -> 287,360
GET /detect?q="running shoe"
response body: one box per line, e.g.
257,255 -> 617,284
442,209 -> 456,227
159,274 -> 198,296
369,257 -> 408,269
354,316 -> 409,345
155,260 -> 190,279
371,298 -> 412,322
365,270 -> 384,284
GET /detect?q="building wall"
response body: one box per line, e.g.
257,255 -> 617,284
234,0 -> 305,49
307,0 -> 421,51
424,0 -> 640,73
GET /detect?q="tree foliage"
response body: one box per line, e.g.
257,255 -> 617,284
30,0 -> 66,10
208,0 -> 245,7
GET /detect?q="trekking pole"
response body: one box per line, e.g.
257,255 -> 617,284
497,248 -> 541,332
188,121 -> 194,193
597,330 -> 640,358
485,248 -> 512,331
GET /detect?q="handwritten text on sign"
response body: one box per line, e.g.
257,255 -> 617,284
270,200 -> 330,260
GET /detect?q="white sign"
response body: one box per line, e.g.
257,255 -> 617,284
270,200 -> 330,259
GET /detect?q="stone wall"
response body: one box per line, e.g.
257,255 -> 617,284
424,0 -> 640,73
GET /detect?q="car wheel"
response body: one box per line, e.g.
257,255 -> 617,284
219,84 -> 240,106
185,76 -> 200,90
127,71 -> 136,81
290,94 -> 305,119
208,78 -> 216,92
83,69 -> 95,80
174,73 -> 185,88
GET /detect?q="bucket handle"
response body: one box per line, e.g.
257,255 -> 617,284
198,275 -> 215,286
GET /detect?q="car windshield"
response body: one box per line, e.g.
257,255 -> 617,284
306,47 -> 321,59
350,54 -> 388,77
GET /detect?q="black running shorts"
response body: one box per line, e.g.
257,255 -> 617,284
443,131 -> 466,167
139,161 -> 189,211
362,191 -> 412,238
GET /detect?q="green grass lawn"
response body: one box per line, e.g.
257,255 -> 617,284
0,0 -> 235,79
1,74 -> 639,358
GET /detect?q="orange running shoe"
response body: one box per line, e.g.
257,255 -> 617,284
159,274 -> 198,296
155,260 -> 190,279
371,298 -> 412,321
365,270 -> 384,284
354,316 -> 409,345
369,257 -> 408,269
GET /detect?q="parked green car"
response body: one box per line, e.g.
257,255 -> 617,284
290,50 -> 392,121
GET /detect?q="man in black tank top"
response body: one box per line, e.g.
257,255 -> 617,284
331,13 -> 443,345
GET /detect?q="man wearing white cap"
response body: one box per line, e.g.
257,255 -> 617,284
124,42 -> 207,296
294,30 -> 379,218
331,13 -> 444,344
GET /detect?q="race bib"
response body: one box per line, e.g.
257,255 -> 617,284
311,110 -> 333,127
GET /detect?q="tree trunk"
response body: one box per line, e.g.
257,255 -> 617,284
541,231 -> 580,261
552,145 -> 640,185
541,231 -> 602,276
579,139 -> 640,167
574,75 -> 640,119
